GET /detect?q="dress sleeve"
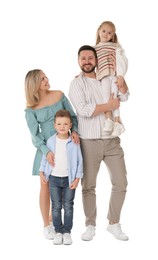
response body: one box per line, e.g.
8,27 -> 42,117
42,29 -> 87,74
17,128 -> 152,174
62,95 -> 78,133
25,110 -> 49,155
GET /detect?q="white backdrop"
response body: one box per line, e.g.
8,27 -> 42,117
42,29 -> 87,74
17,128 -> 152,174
0,0 -> 158,259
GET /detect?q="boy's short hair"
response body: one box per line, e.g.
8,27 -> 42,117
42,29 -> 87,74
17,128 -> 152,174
54,110 -> 72,123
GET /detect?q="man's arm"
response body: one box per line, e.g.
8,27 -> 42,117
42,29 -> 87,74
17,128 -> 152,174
69,80 -> 120,118
117,77 -> 128,94
92,94 -> 120,116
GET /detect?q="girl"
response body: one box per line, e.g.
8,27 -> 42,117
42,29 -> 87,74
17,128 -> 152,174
95,21 -> 128,136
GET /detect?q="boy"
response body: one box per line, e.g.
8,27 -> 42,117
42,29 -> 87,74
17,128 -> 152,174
39,110 -> 83,245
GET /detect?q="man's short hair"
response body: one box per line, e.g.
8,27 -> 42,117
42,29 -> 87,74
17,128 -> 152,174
78,45 -> 97,59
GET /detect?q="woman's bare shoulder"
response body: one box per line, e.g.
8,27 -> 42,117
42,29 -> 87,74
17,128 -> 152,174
49,90 -> 63,97
48,90 -> 64,103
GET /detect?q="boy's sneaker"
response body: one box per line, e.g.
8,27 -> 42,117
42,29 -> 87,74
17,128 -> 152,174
81,225 -> 95,241
103,118 -> 114,132
107,223 -> 129,241
53,233 -> 63,245
43,225 -> 55,240
63,233 -> 72,245
111,122 -> 125,137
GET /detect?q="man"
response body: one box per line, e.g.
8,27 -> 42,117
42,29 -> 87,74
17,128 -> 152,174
68,45 -> 129,241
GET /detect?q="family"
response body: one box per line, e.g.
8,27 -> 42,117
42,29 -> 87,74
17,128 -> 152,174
24,21 -> 129,245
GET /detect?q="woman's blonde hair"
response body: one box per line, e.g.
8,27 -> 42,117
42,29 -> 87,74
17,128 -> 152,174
96,21 -> 118,45
25,69 -> 42,108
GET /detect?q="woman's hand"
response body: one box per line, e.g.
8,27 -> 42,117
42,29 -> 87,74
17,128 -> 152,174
71,131 -> 80,144
46,151 -> 55,167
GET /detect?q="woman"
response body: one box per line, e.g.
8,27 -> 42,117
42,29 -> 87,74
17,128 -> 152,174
24,69 -> 79,239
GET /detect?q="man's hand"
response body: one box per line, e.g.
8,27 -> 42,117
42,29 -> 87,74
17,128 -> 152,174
108,93 -> 120,110
116,76 -> 128,94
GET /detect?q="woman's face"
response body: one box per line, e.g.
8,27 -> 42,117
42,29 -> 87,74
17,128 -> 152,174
39,71 -> 50,91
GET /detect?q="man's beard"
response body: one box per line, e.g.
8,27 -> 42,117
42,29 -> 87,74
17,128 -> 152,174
81,64 -> 96,73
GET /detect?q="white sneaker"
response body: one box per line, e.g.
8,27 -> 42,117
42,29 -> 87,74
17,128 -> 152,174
81,225 -> 95,241
43,225 -> 55,240
111,122 -> 125,137
63,233 -> 72,245
107,223 -> 129,241
53,233 -> 63,245
103,118 -> 114,132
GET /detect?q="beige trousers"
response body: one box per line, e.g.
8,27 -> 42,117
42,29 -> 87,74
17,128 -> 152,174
80,137 -> 128,226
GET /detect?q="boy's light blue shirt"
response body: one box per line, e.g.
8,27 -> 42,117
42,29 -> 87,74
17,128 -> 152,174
39,133 -> 83,184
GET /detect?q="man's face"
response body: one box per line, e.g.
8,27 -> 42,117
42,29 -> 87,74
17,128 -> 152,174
78,50 -> 97,74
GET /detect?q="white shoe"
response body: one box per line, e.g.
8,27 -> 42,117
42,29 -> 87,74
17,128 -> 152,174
63,233 -> 72,245
103,118 -> 114,132
53,233 -> 63,245
81,225 -> 95,241
43,225 -> 55,240
111,122 -> 125,137
107,223 -> 129,241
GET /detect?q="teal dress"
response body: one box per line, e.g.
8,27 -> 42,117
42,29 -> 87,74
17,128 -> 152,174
25,94 -> 78,176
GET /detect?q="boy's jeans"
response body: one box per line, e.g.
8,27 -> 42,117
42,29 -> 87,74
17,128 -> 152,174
49,175 -> 75,233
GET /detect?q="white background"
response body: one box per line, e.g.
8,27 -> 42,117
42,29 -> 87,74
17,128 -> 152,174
0,0 -> 158,259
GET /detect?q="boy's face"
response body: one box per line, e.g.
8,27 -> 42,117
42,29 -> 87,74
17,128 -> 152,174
54,116 -> 72,136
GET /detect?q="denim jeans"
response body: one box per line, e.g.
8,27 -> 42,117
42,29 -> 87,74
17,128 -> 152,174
49,175 -> 75,233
